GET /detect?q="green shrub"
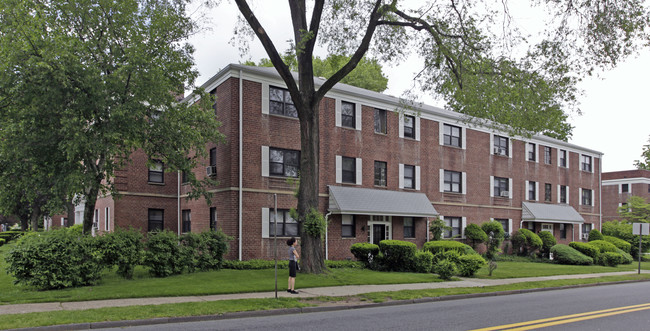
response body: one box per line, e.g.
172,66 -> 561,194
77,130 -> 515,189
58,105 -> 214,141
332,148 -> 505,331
511,229 -> 543,256
223,259 -> 288,269
617,249 -> 634,264
603,235 -> 632,253
350,243 -> 380,266
0,238 -> 4,246
569,241 -> 599,259
423,240 -> 473,255
433,258 -> 457,280
66,224 -> 83,235
588,229 -> 604,241
481,221 -> 505,259
457,254 -> 487,277
0,230 -> 25,244
551,244 -> 593,265
143,230 -> 186,277
538,231 -> 556,258
95,227 -> 144,279
5,229 -> 104,289
326,260 -> 364,269
413,251 -> 434,273
464,224 -> 487,249
600,251 -> 622,267
602,221 -> 650,258
588,240 -> 619,253
196,230 -> 230,271
378,240 -> 417,272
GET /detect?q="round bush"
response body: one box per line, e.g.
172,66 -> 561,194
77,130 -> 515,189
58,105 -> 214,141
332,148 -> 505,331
378,240 -> 417,272
588,240 -> 618,253
569,241 -> 599,259
457,254 -> 487,277
464,223 -> 487,249
588,229 -> 604,241
143,230 -> 186,277
603,235 -> 631,253
551,244 -> 593,265
617,249 -> 634,264
413,251 -> 434,273
600,251 -> 622,267
481,221 -> 505,259
433,258 -> 457,280
511,229 -> 543,256
350,243 -> 380,266
538,231 -> 556,258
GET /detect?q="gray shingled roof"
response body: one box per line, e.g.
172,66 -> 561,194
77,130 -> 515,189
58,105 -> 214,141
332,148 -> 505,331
521,202 -> 584,224
328,186 -> 438,217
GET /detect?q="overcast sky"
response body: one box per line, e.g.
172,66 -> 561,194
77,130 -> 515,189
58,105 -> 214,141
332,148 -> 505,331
187,1 -> 649,173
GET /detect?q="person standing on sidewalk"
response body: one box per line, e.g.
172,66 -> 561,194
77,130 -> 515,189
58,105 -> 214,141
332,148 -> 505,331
287,237 -> 299,294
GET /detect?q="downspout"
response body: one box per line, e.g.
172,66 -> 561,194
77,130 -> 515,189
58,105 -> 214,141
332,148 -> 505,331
325,212 -> 332,260
599,154 -> 603,231
238,70 -> 243,261
177,171 -> 181,237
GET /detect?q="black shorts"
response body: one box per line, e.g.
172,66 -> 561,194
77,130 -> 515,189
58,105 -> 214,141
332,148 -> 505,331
289,260 -> 297,277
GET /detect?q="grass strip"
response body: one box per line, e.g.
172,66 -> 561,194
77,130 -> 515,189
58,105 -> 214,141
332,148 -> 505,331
2,274 -> 650,330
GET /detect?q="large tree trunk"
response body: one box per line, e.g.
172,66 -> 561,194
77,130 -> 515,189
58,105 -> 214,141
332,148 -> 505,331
82,185 -> 99,235
29,204 -> 40,231
65,200 -> 75,227
297,100 -> 325,274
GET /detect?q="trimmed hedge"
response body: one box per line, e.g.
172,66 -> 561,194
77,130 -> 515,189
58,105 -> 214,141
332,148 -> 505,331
603,235 -> 632,253
588,240 -> 619,253
0,238 -> 4,246
538,231 -> 556,258
457,254 -> 487,277
617,249 -> 634,264
224,259 -> 288,270
465,223 -> 487,249
423,240 -> 475,255
95,228 -> 144,279
143,230 -> 187,277
511,229 -> 543,256
413,251 -> 434,273
588,229 -> 604,241
378,240 -> 417,272
600,251 -> 622,267
569,241 -> 599,259
551,244 -> 593,265
350,243 -> 380,266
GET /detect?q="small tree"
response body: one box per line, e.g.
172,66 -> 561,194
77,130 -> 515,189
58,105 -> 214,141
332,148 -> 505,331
538,231 -> 557,259
511,229 -> 543,257
430,217 -> 450,241
481,221 -> 505,260
465,223 -> 488,250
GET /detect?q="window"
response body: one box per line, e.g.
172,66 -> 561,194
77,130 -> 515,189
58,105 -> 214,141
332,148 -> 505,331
269,148 -> 300,177
560,185 -> 567,203
210,207 -> 217,231
528,181 -> 537,201
582,188 -> 593,206
269,86 -> 297,118
443,124 -> 462,147
148,209 -> 164,232
403,165 -> 415,189
560,223 -> 567,239
444,170 -> 462,193
403,217 -> 415,238
583,223 -> 592,235
148,160 -> 164,183
559,150 -> 567,167
374,161 -> 387,186
403,115 -> 415,139
544,147 -> 552,164
444,217 -> 461,238
494,177 -> 509,197
181,169 -> 189,184
622,184 -> 629,193
342,215 -> 355,238
270,209 -> 298,237
207,148 -> 217,177
495,218 -> 509,234
341,101 -> 356,128
374,108 -> 387,134
527,143 -> 536,161
545,183 -> 552,202
182,210 -> 191,233
581,155 -> 592,172
94,209 -> 99,229
342,157 -> 356,183
541,223 -> 553,232
494,135 -> 509,156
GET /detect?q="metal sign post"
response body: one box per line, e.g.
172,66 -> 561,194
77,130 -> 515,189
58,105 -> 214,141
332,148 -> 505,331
274,194 -> 278,298
632,223 -> 649,274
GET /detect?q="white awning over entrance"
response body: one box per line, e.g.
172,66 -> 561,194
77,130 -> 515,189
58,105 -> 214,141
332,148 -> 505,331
328,185 -> 438,217
521,202 -> 584,224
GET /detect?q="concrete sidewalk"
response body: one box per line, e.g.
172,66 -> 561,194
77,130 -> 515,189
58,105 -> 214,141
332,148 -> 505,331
2,270 -> 648,316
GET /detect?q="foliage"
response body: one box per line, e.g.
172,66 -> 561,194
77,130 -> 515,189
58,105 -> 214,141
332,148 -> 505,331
180,230 -> 230,273
142,231 -> 186,277
457,254 -> 487,277
0,238 -> 4,246
603,235 -> 632,253
0,230 -> 24,244
588,229 -> 604,241
429,217 -> 450,241
0,0 -> 223,234
95,228 -> 144,279
600,252 -> 623,267
617,196 -> 650,224
634,136 -> 650,170
377,240 -> 417,272
350,243 -> 380,267
569,242 -> 599,260
423,240 -> 475,256
588,240 -> 619,254
325,260 -> 364,269
538,231 -> 557,259
413,251 -> 434,273
464,223 -> 488,249
617,249 -> 634,265
432,258 -> 457,280
5,229 -> 104,289
223,259 -> 289,270
481,221 -> 505,259
602,221 -> 650,258
303,208 -> 328,238
511,229 -> 543,256
551,244 -> 593,265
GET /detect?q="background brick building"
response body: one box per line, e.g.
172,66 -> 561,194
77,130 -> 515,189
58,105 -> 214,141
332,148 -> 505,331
602,169 -> 650,223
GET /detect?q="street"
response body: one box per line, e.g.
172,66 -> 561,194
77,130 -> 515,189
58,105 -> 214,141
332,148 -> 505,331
94,281 -> 650,330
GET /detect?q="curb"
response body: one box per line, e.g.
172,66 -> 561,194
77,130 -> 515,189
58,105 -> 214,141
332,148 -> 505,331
9,278 -> 650,331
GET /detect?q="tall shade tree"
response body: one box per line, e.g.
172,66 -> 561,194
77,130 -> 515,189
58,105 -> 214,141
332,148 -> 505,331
0,0 -> 223,234
634,136 -> 650,170
618,196 -> 650,223
231,0 -> 649,273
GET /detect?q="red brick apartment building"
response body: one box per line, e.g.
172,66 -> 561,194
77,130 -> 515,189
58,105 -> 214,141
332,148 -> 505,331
602,169 -> 650,223
62,64 -> 603,260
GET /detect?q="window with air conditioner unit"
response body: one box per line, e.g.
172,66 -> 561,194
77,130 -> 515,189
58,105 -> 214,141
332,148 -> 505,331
206,166 -> 217,177
500,191 -> 510,197
207,148 -> 217,177
582,233 -> 589,240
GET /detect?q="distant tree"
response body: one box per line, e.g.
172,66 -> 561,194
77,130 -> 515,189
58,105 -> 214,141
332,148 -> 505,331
634,136 -> 650,170
0,0 -> 223,234
617,196 -> 650,223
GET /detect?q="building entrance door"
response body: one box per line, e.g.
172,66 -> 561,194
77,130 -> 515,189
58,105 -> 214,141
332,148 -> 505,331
372,224 -> 386,245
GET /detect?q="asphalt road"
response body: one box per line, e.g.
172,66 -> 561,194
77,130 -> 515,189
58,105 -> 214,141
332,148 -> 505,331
94,282 -> 650,331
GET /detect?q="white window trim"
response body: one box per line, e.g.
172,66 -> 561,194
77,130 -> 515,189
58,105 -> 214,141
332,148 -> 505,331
335,99 -> 342,127
579,188 -> 582,205
535,182 -> 539,201
398,114 -> 420,140
261,82 -> 269,114
507,219 -> 513,236
541,223 -> 553,232
398,116 -> 404,138
439,169 -> 444,193
262,208 -> 269,238
261,146 -> 269,177
398,164 -> 419,190
336,155 -> 342,184
355,103 -> 362,131
336,156 -> 361,185
461,217 -> 467,239
490,176 -> 494,197
415,165 -> 421,190
399,163 -> 404,189
491,134 -> 512,158
439,122 -> 466,149
356,158 -> 363,185
415,117 -> 421,141
527,143 -> 539,163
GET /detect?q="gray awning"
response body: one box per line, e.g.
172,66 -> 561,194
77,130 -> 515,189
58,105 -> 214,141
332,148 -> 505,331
521,202 -> 584,224
328,185 -> 438,217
